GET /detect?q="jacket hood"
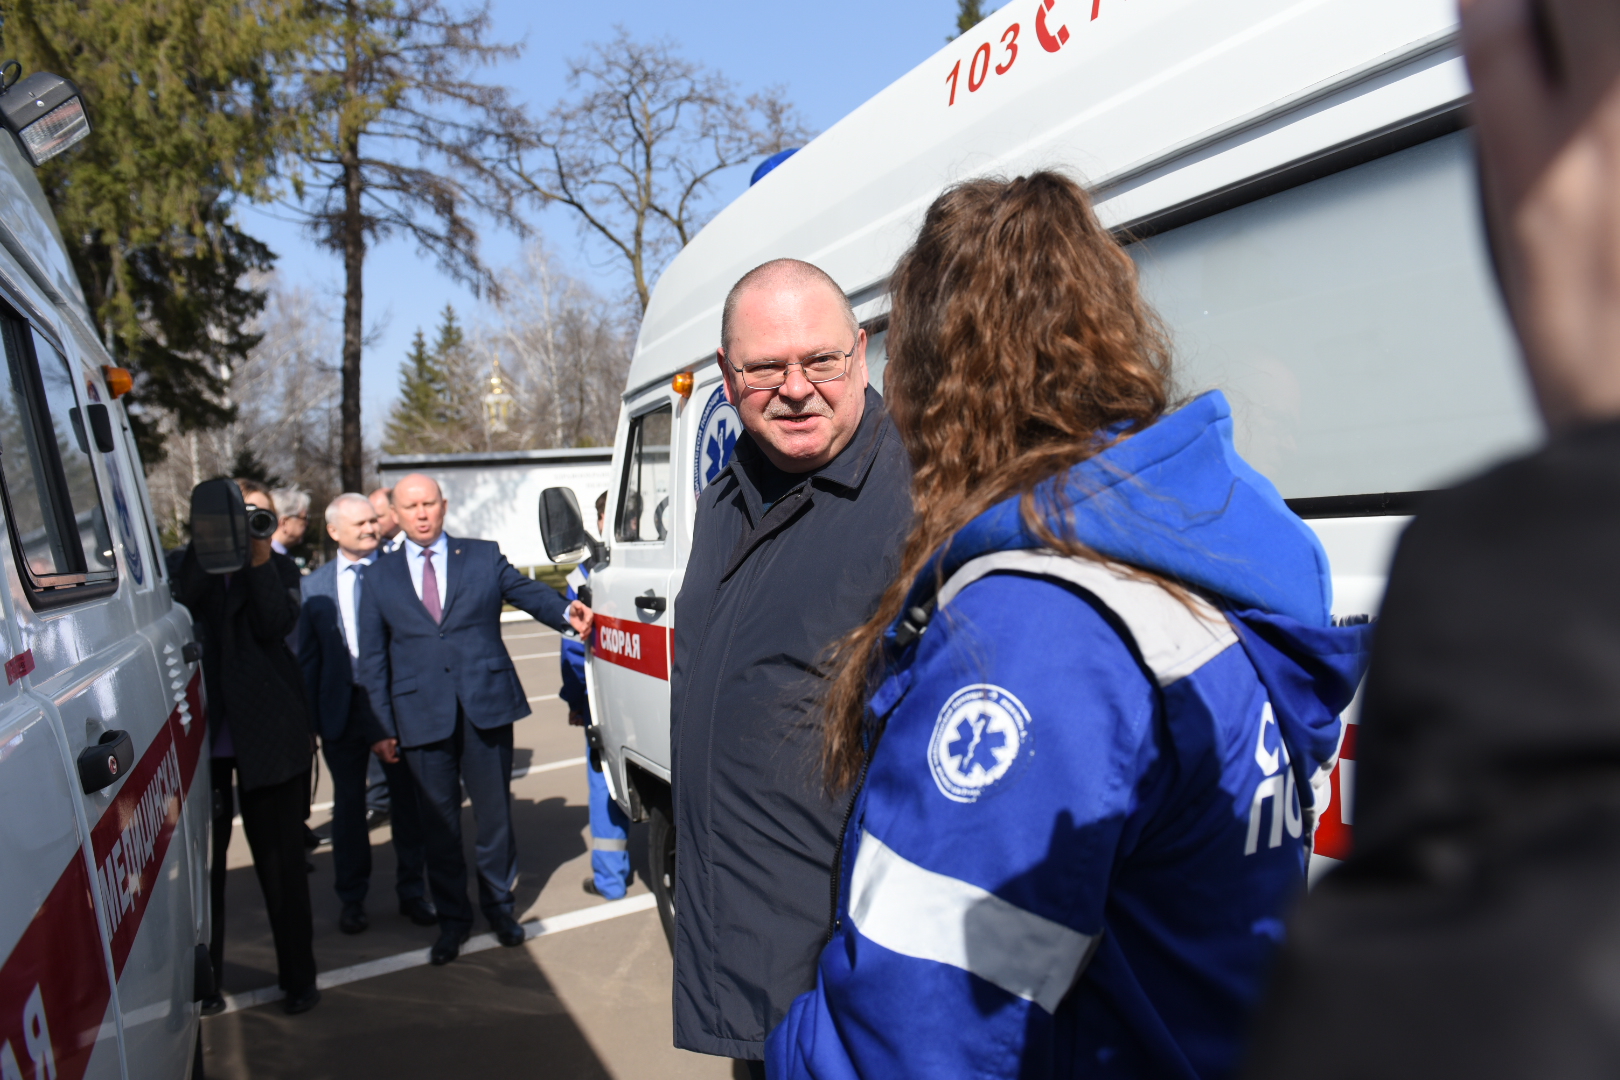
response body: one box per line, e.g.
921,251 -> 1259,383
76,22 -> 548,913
894,390 -> 1372,755
909,390 -> 1332,625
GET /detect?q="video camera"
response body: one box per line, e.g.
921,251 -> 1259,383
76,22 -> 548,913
188,478 -> 276,574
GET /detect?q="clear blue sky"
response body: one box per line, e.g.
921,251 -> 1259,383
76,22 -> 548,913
237,1 -> 999,438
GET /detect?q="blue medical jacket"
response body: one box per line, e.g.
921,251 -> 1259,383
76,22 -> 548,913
768,392 -> 1374,1079
560,562 -> 590,718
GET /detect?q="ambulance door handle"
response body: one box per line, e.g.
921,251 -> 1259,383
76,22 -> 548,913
78,728 -> 133,794
634,591 -> 666,614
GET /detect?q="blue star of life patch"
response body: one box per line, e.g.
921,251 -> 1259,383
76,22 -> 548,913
928,684 -> 1033,803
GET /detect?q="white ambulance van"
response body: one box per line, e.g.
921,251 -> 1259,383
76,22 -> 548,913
0,72 -> 213,1077
540,0 -> 1539,940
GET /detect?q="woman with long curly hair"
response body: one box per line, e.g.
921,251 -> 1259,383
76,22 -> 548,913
765,172 -> 1374,1079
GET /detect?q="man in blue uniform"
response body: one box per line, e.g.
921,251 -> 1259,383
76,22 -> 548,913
560,492 -> 630,898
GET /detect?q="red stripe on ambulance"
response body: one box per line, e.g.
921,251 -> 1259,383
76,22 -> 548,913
593,613 -> 671,681
0,669 -> 206,1080
1312,722 -> 1356,861
92,670 -> 206,977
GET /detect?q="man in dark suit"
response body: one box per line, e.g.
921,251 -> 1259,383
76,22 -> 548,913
298,492 -> 436,936
358,472 -> 593,964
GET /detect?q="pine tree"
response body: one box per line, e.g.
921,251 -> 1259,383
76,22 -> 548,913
382,304 -> 491,454
280,1 -> 527,491
230,447 -> 279,486
953,0 -> 988,38
382,327 -> 449,454
2,0 -> 315,462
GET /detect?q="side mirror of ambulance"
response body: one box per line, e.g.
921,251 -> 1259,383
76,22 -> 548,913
189,477 -> 249,574
539,486 -> 590,562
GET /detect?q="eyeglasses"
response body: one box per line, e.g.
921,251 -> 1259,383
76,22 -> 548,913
728,342 -> 856,391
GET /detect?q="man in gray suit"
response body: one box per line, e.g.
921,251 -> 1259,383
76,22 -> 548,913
298,493 -> 435,936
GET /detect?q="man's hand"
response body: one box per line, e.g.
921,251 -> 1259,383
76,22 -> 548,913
567,709 -> 587,728
249,536 -> 273,567
1462,0 -> 1620,432
372,738 -> 400,764
567,600 -> 594,639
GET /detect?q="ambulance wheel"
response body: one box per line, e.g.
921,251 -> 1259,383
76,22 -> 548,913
648,804 -> 676,950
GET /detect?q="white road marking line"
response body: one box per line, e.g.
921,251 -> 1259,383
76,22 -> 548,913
240,755 -> 584,824
502,631 -> 559,640
508,651 -> 560,661
211,894 -> 659,1015
511,755 -> 586,780
527,693 -> 558,703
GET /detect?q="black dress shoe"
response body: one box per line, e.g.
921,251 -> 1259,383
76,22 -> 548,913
491,913 -> 526,948
365,807 -> 391,829
339,902 -> 369,935
199,992 -> 225,1017
303,825 -> 322,850
283,986 -> 321,1015
430,927 -> 470,966
583,877 -> 601,897
399,896 -> 438,927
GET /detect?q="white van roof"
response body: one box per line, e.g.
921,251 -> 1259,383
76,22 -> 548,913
0,133 -> 89,318
627,0 -> 1464,397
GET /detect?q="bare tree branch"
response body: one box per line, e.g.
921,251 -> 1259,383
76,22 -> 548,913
501,28 -> 814,314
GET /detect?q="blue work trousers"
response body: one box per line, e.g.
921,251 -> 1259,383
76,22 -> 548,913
587,734 -> 630,898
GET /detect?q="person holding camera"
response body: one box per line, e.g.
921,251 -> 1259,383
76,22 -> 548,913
177,478 -> 320,1016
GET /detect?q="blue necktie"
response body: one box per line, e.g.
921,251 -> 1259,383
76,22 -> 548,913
347,562 -> 365,655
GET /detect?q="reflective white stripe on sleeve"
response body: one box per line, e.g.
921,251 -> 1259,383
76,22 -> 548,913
847,830 -> 1096,1013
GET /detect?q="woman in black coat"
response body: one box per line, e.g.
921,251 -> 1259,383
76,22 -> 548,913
176,478 -> 320,1016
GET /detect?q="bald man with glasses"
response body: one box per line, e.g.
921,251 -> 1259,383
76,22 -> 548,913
669,258 -> 913,1074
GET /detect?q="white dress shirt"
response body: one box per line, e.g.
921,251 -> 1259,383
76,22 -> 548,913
405,532 -> 450,611
334,550 -> 373,659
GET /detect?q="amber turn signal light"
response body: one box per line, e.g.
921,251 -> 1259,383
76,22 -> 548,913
671,371 -> 694,398
102,365 -> 133,398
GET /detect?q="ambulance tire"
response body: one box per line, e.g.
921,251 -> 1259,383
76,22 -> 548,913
648,804 -> 676,950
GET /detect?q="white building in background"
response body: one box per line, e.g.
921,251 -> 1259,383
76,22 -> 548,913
378,446 -> 613,568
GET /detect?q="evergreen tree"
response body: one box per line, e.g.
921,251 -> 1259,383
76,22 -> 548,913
382,327 -> 449,453
382,304 -> 488,454
280,1 -> 527,492
229,447 -> 279,486
1,0 -> 314,461
953,0 -> 987,38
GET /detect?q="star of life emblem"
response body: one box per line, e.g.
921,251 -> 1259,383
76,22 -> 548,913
928,684 -> 1032,803
693,384 -> 740,495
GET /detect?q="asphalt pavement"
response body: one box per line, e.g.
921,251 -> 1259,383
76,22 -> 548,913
201,618 -> 737,1080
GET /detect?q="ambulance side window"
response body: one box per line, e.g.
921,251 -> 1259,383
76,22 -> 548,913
616,405 -> 672,544
0,308 -> 118,604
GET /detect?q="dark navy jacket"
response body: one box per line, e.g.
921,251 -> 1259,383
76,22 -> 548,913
768,391 -> 1374,1080
671,388 -> 913,1059
298,556 -> 378,743
357,535 -> 571,747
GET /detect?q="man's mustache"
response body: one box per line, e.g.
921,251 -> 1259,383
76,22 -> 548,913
762,397 -> 833,420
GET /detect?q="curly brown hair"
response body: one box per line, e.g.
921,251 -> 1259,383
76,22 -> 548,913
819,171 -> 1174,792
